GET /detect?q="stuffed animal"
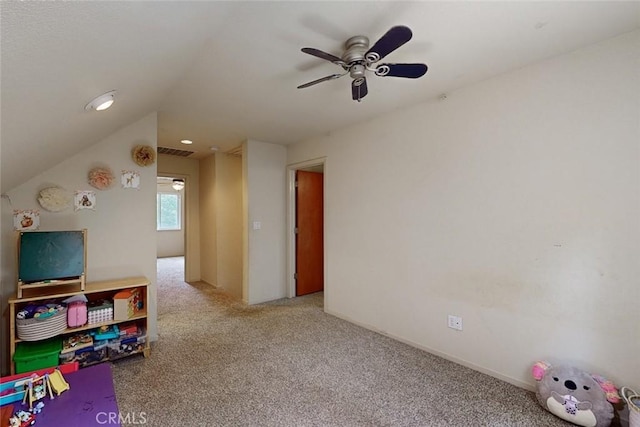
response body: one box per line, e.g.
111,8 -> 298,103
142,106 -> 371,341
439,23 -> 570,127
532,361 -> 620,427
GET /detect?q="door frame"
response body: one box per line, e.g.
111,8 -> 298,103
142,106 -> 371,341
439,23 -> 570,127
157,172 -> 191,283
286,157 -> 327,300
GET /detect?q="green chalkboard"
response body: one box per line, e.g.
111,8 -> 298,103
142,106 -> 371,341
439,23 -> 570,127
18,230 -> 86,283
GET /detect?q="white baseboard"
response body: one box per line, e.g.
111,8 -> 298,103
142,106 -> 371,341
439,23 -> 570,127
325,308 -> 534,392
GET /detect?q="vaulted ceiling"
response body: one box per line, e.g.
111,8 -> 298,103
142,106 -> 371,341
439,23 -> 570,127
2,1 -> 638,193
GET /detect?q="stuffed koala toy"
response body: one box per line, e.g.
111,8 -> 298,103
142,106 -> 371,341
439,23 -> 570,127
532,361 -> 620,427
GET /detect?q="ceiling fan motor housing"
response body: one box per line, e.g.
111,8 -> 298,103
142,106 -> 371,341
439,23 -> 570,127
342,36 -> 369,64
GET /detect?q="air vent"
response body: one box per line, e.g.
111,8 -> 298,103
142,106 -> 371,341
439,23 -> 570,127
158,146 -> 194,157
226,146 -> 243,157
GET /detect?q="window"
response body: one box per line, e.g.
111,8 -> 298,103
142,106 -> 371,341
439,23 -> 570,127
157,193 -> 181,231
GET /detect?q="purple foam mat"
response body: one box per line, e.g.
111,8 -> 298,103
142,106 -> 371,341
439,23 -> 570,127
13,363 -> 120,427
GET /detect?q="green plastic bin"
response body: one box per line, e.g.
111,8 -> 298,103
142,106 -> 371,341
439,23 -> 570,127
13,337 -> 62,374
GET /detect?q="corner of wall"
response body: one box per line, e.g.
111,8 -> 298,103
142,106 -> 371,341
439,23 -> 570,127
243,140 -> 287,304
199,155 -> 217,285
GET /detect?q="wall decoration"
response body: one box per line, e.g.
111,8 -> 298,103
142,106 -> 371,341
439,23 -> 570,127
74,190 -> 96,211
121,170 -> 140,189
132,145 -> 155,166
13,209 -> 40,231
88,166 -> 115,190
38,187 -> 72,212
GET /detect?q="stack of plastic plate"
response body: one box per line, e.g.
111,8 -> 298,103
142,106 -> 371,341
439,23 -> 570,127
16,307 -> 68,341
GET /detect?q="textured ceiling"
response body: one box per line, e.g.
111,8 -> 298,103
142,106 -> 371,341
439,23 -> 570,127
1,1 -> 639,193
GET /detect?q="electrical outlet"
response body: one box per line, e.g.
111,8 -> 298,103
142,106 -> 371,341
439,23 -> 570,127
448,315 -> 463,331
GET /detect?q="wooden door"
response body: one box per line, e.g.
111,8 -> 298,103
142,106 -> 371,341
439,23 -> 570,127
295,170 -> 324,296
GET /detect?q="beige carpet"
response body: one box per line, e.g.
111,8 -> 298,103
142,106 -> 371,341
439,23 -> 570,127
111,257 -> 575,426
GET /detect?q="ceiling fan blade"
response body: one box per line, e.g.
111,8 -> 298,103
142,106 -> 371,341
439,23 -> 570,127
351,77 -> 368,102
301,47 -> 344,64
375,63 -> 428,79
365,25 -> 413,62
297,73 -> 343,89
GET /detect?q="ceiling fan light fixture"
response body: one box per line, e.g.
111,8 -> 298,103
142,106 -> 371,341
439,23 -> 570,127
85,90 -> 116,111
172,179 -> 185,191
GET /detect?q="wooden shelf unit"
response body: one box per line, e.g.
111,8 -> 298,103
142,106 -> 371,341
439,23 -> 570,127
8,276 -> 151,374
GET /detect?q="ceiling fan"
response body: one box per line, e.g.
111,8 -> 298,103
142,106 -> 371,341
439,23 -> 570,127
297,25 -> 428,102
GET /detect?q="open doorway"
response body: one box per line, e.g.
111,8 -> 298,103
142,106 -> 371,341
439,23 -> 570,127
157,176 -> 186,280
287,159 -> 326,300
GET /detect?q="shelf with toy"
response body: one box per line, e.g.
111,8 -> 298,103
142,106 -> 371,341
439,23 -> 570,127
107,322 -> 147,361
58,321 -> 147,368
60,332 -> 93,354
8,276 -> 151,374
13,310 -> 147,344
60,341 -> 110,369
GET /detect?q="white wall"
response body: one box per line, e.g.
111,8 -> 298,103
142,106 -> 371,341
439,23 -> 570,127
157,154 -> 200,282
1,190 -> 16,375
156,182 -> 185,258
199,155 -> 217,286
288,31 -> 640,391
215,154 -> 243,299
198,153 -> 243,298
2,114 -> 159,352
243,140 -> 287,304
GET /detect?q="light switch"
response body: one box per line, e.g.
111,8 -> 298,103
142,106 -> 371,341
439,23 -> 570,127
252,221 -> 261,230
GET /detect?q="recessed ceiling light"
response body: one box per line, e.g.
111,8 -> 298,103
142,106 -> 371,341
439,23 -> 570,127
180,139 -> 193,145
85,90 -> 116,111
210,146 -> 219,151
